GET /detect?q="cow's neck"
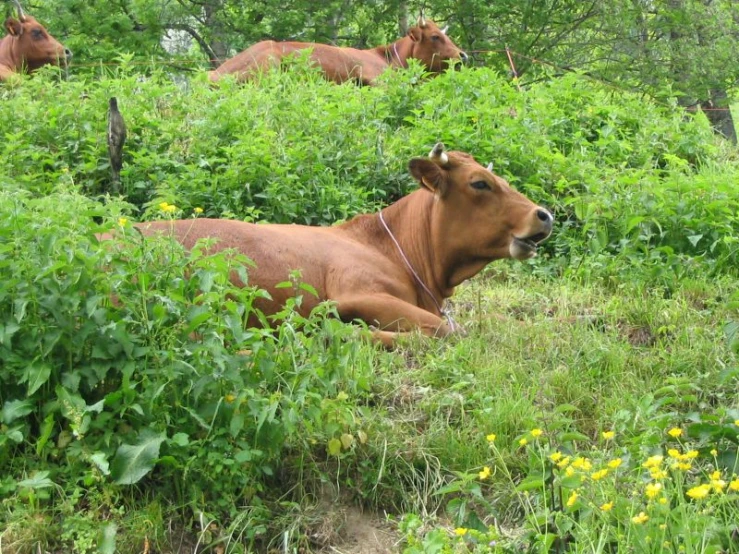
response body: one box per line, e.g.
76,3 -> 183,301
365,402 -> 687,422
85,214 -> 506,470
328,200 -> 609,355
383,191 -> 500,299
375,191 -> 455,311
0,37 -> 19,71
375,37 -> 413,69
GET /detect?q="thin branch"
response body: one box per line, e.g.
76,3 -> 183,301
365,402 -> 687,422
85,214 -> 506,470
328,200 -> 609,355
168,23 -> 220,67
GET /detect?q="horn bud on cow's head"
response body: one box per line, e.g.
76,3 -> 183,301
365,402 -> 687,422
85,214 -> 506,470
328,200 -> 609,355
441,25 -> 449,35
13,0 -> 26,21
428,142 -> 449,167
417,14 -> 427,28
486,162 -> 494,172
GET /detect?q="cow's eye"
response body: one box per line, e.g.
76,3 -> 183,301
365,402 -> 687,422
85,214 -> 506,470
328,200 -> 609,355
31,29 -> 44,39
431,35 -> 441,42
471,181 -> 489,190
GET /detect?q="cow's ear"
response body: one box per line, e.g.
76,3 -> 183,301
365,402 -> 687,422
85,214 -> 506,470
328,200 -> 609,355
409,158 -> 448,195
5,18 -> 23,36
407,26 -> 422,42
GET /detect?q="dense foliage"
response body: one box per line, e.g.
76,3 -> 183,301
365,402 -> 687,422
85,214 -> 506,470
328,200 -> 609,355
0,65 -> 737,552
24,0 -> 739,141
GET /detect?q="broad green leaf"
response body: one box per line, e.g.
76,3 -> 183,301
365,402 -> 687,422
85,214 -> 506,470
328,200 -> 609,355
36,413 -> 55,455
2,399 -> 34,424
558,431 -> 591,443
90,452 -> 110,476
17,471 -> 53,489
24,362 -> 51,396
110,430 -> 166,485
99,523 -> 118,554
515,477 -> 545,492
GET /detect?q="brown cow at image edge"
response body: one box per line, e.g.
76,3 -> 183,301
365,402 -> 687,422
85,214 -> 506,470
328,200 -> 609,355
208,16 -> 467,85
128,144 -> 553,347
0,1 -> 71,81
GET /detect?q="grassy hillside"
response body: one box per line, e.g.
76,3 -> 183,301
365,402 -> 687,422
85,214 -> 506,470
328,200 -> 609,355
0,65 -> 738,553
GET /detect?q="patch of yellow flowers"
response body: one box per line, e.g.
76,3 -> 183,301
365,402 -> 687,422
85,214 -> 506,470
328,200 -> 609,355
481,423 -> 739,535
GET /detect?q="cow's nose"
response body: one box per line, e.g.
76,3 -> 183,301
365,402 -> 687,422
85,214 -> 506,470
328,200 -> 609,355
536,208 -> 552,223
64,48 -> 73,59
459,51 -> 469,64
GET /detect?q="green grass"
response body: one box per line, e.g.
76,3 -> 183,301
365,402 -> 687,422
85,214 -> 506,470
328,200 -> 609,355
1,262 -> 737,552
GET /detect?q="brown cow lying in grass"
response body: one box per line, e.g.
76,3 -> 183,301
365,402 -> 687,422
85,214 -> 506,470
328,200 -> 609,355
133,144 -> 553,347
208,16 -> 467,85
0,1 -> 71,81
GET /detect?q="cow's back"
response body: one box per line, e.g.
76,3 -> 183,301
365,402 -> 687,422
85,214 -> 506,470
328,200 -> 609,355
208,41 -> 388,84
134,218 -> 405,318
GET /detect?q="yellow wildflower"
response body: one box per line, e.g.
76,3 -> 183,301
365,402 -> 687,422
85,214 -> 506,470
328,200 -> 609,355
650,468 -> 668,480
643,455 -> 664,469
531,428 -> 543,438
711,470 -> 722,480
711,478 -> 726,493
591,469 -> 609,481
557,456 -> 571,469
685,450 -> 699,459
479,466 -> 491,480
566,491 -> 579,508
660,524 -> 667,531
118,217 -> 128,226
686,484 -> 711,500
676,462 -> 692,471
734,419 -> 739,427
224,394 -> 236,403
659,497 -> 668,505
728,479 -> 739,491
194,207 -> 203,214
572,457 -> 592,471
601,430 -> 615,440
159,201 -> 170,210
607,458 -> 622,469
631,512 -> 649,524
710,449 -> 718,457
519,438 -> 528,447
565,466 -> 575,477
550,451 -> 563,463
486,433 -> 497,442
454,528 -> 468,536
667,427 -> 682,438
645,482 -> 662,499
600,501 -> 614,512
667,448 -> 681,459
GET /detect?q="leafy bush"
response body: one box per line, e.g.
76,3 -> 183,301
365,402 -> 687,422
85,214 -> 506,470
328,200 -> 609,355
1,65 -> 737,279
0,185 -> 375,550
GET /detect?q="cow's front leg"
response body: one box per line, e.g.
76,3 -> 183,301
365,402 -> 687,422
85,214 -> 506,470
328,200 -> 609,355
335,293 -> 453,347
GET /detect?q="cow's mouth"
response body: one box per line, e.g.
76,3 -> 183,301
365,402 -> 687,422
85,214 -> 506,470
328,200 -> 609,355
511,232 -> 550,259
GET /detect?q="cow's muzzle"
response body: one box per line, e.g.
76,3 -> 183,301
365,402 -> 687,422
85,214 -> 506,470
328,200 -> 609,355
510,208 -> 554,260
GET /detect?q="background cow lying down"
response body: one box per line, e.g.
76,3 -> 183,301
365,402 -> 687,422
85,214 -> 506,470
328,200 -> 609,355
208,17 -> 468,85
0,1 -> 71,81
131,144 -> 553,347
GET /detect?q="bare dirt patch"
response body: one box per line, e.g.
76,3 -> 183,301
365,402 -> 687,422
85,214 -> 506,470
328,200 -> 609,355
316,505 -> 399,554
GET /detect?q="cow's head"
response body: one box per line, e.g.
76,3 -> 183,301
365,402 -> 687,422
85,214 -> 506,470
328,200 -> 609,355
409,143 -> 553,262
407,16 -> 468,72
3,1 -> 71,73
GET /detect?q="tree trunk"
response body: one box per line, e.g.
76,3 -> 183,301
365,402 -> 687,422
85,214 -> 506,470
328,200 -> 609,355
204,0 -> 228,67
700,89 -> 737,144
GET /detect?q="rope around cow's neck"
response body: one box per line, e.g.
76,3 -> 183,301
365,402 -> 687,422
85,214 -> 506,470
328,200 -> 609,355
378,211 -> 457,333
392,43 -> 406,68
